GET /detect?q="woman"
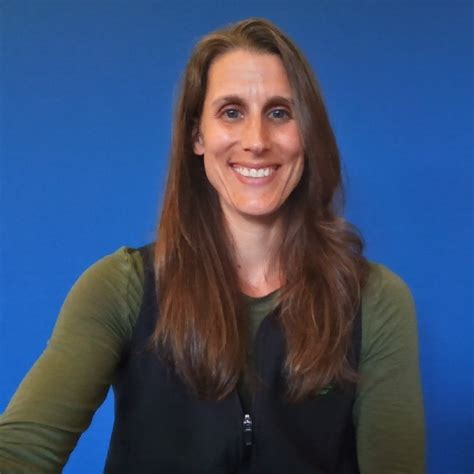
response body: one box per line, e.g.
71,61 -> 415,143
0,18 -> 424,473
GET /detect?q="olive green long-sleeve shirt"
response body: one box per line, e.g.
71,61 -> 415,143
0,247 -> 425,473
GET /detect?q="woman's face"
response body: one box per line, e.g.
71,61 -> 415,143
194,49 -> 304,224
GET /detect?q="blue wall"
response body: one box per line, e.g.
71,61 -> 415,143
1,2 -> 472,473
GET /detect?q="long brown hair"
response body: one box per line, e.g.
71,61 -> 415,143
153,18 -> 370,402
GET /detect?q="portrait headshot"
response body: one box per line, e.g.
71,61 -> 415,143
0,2 -> 472,473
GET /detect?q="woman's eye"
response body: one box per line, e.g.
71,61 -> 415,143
269,108 -> 291,120
222,108 -> 242,120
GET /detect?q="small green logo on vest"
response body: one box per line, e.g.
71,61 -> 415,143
318,384 -> 333,396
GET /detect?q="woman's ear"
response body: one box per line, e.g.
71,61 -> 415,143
193,126 -> 204,156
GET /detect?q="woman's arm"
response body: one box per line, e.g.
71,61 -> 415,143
354,263 -> 425,474
0,247 -> 143,472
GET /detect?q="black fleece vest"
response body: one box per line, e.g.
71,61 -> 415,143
104,245 -> 361,473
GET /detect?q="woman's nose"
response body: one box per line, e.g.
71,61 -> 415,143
241,115 -> 269,155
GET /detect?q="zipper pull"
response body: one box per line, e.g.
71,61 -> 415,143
243,413 -> 253,447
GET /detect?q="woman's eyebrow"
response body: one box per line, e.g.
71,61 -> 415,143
211,94 -> 294,108
265,96 -> 294,108
211,95 -> 245,108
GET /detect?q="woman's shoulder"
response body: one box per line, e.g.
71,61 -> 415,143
81,244 -> 149,291
360,262 -> 418,358
363,261 -> 415,310
56,245 -> 149,341
85,245 -> 146,280
95,244 -> 149,310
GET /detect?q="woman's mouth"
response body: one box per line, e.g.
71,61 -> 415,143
231,165 -> 278,178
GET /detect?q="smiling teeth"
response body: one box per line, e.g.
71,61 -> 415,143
234,166 -> 274,178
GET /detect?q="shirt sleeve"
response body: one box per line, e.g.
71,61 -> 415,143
0,247 -> 143,473
354,263 -> 425,474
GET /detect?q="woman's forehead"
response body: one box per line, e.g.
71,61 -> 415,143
204,50 -> 293,106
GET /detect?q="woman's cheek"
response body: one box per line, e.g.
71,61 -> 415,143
276,126 -> 303,156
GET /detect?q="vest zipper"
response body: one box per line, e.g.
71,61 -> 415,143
242,413 -> 253,447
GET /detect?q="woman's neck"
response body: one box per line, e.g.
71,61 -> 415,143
224,211 -> 283,298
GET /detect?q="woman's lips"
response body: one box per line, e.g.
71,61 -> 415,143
230,164 -> 279,185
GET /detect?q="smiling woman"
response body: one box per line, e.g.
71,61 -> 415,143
0,18 -> 425,473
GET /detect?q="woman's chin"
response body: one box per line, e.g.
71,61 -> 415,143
224,204 -> 284,224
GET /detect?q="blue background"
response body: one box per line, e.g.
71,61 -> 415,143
1,1 -> 472,473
